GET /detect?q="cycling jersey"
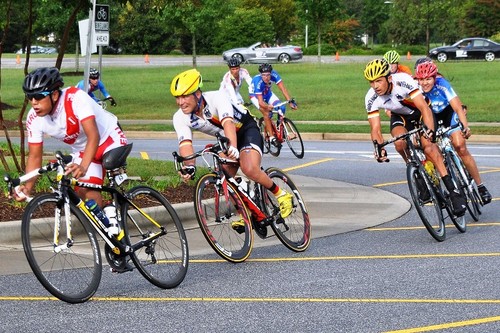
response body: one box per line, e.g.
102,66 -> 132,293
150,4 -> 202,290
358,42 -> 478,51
173,90 -> 262,152
249,70 -> 282,102
422,77 -> 460,130
76,79 -> 111,103
26,87 -> 127,184
220,68 -> 252,105
396,64 -> 412,75
365,73 -> 422,118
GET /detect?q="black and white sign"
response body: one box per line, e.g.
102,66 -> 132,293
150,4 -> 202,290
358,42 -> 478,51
95,4 -> 110,31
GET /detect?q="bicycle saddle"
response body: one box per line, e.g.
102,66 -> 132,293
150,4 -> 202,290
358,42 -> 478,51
102,143 -> 133,170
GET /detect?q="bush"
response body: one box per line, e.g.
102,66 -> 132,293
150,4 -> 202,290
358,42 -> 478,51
303,44 -> 335,56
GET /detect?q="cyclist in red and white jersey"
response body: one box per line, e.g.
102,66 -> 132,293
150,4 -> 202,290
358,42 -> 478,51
364,59 -> 466,216
171,69 -> 294,218
16,67 -> 127,207
219,58 -> 252,113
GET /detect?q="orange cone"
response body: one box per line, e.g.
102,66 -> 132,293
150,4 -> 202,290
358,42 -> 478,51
406,51 -> 411,60
144,54 -> 150,63
335,51 -> 340,61
16,54 -> 21,65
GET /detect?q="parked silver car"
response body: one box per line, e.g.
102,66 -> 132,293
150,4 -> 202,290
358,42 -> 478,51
222,42 -> 303,64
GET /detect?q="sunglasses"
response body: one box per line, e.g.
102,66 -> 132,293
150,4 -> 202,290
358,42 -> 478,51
26,91 -> 52,101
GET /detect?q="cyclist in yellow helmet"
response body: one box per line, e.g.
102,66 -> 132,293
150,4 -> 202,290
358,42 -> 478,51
383,50 -> 412,75
170,69 -> 294,218
363,59 -> 466,216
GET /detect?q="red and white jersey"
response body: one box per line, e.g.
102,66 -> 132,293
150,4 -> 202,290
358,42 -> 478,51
219,67 -> 252,105
26,87 -> 120,152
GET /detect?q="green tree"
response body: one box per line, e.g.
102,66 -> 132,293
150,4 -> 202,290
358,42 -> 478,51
214,7 -> 275,52
462,0 -> 500,38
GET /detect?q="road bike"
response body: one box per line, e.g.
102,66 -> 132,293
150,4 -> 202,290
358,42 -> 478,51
435,121 -> 482,221
4,144 -> 188,303
173,134 -> 311,263
258,99 -> 304,159
378,125 -> 466,241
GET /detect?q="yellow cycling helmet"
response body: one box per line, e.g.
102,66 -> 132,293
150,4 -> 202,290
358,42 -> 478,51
383,50 -> 401,64
170,69 -> 203,97
363,59 -> 390,81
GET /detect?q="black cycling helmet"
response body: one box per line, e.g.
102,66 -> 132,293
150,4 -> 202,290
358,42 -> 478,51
258,63 -> 273,73
227,58 -> 241,68
23,67 -> 64,95
89,68 -> 100,79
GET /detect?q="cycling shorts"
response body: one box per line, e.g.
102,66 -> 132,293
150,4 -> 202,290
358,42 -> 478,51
390,111 -> 422,132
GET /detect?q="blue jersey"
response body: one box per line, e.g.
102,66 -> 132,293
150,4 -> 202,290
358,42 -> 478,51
76,80 -> 111,102
249,70 -> 282,102
422,77 -> 458,115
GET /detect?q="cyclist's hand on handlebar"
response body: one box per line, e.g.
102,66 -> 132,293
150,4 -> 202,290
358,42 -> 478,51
10,185 -> 32,202
373,140 -> 389,163
422,125 -> 436,143
179,165 -> 196,183
289,99 -> 298,110
107,96 -> 117,106
64,163 -> 87,179
461,126 -> 471,139
226,146 -> 240,160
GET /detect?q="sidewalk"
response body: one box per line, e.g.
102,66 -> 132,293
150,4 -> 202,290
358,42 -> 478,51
0,175 -> 410,275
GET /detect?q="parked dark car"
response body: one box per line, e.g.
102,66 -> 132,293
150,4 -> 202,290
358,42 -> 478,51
429,37 -> 500,62
222,42 -> 303,64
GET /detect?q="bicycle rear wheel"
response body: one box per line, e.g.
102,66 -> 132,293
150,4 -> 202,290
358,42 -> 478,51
407,163 -> 446,241
283,118 -> 304,159
194,173 -> 253,263
264,168 -> 311,251
123,186 -> 188,289
22,193 -> 101,303
446,152 -> 480,221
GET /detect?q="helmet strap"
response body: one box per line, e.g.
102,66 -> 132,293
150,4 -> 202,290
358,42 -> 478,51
193,91 -> 204,115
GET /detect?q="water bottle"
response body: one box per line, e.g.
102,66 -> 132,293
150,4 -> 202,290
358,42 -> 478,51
85,199 -> 110,228
103,204 -> 120,236
424,160 -> 439,186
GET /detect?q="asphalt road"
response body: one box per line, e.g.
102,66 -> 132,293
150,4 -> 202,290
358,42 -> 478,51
1,139 -> 500,332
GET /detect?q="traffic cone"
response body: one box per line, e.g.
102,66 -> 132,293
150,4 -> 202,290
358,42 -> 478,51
407,51 -> 411,60
335,51 -> 340,61
16,54 -> 21,65
144,54 -> 150,63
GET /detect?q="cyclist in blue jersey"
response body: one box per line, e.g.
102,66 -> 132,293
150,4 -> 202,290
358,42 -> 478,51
76,68 -> 117,107
415,61 -> 491,204
249,63 -> 297,146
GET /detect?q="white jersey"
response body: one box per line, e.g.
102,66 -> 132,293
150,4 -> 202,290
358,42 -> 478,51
173,90 -> 254,144
365,72 -> 422,117
219,68 -> 252,105
26,87 -> 120,152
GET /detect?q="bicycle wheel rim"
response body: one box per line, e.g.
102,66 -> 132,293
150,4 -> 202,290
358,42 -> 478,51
454,156 -> 480,221
194,174 -> 253,263
265,168 -> 311,251
283,118 -> 304,159
407,164 -> 446,241
22,193 -> 101,303
124,186 -> 188,289
445,154 -> 471,228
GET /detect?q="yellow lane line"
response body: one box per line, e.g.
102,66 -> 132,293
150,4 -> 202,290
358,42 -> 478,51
140,152 -> 149,160
384,315 -> 500,333
4,295 -> 500,305
282,158 -> 333,172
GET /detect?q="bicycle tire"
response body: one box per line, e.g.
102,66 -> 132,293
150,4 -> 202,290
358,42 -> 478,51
264,167 -> 311,251
21,193 -> 102,303
446,152 -> 480,221
123,185 -> 188,289
194,173 -> 253,263
283,118 -> 304,159
407,163 -> 446,241
444,152 -> 475,227
258,117 -> 281,157
258,117 -> 270,154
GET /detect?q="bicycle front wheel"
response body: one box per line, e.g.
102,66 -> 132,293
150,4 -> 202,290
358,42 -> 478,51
264,168 -> 311,251
283,118 -> 304,159
123,186 -> 188,289
194,173 -> 253,263
446,152 -> 480,222
407,163 -> 446,241
22,193 -> 102,303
